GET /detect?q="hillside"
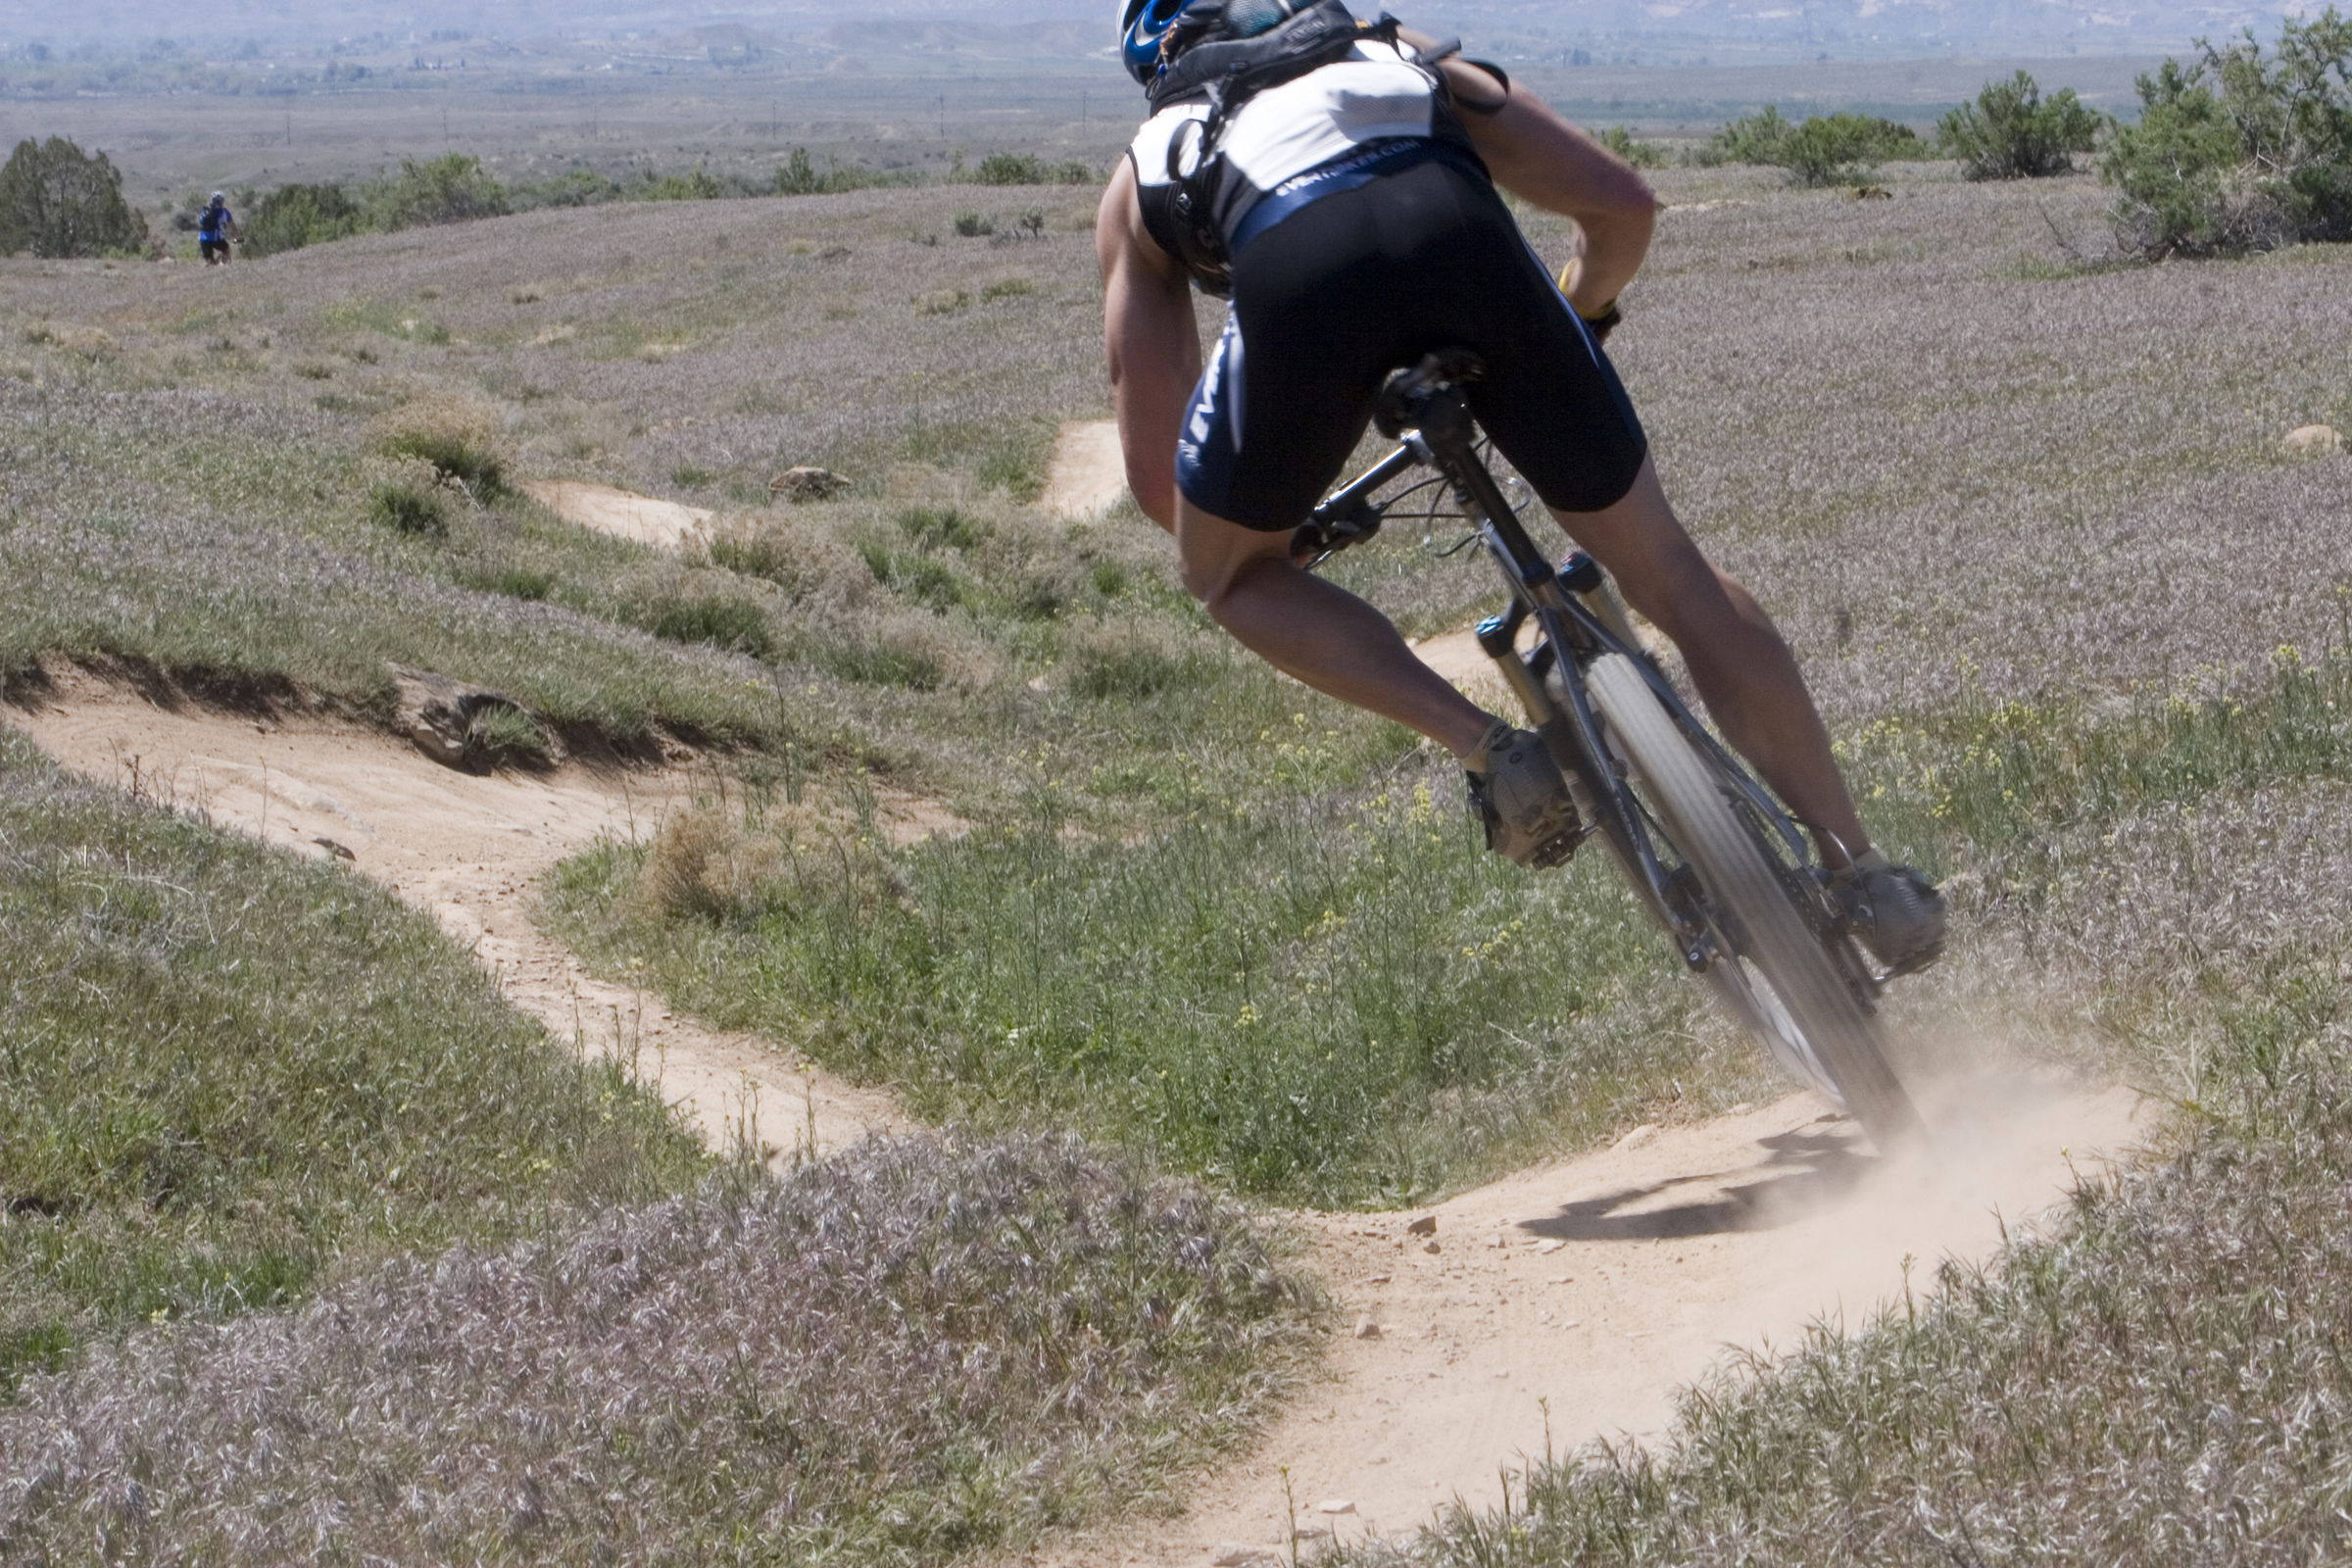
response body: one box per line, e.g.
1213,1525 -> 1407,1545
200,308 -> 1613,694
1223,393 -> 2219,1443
2,147 -> 2350,1562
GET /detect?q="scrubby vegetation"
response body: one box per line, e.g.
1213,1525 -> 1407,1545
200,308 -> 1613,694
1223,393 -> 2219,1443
0,136 -> 146,258
1709,107 -> 1931,186
2103,7 -> 2352,257
1940,71 -> 2104,180
211,145 -> 1072,259
0,1134 -> 1315,1565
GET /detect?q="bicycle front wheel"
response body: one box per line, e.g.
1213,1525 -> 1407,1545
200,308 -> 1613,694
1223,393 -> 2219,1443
1583,654 -> 1927,1152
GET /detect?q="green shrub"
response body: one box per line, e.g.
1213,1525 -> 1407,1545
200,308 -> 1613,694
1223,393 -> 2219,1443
1066,623 -> 1207,701
644,167 -> 723,202
367,479 -> 449,538
1940,71 -> 2105,180
243,180 -> 365,256
859,539 -> 969,612
371,396 -> 509,499
817,640 -> 945,691
770,146 -> 915,197
367,153 -> 509,229
0,136 -> 146,258
462,704 -> 554,770
2102,9 -> 2352,257
953,210 -> 994,238
1596,125 -> 1670,169
897,506 -> 989,552
1712,108 -> 1929,186
637,588 -> 775,658
974,152 -> 1047,185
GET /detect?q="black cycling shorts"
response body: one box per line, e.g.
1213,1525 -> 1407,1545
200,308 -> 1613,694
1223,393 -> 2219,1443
1174,148 -> 1648,531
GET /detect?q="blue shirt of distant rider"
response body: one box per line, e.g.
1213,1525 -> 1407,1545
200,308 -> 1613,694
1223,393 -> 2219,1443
199,193 -> 238,264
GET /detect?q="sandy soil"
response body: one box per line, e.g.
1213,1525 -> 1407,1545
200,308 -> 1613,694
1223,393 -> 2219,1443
1042,1076 -> 2148,1567
4,673 -> 905,1160
1044,419 -> 1131,519
521,478 -> 716,551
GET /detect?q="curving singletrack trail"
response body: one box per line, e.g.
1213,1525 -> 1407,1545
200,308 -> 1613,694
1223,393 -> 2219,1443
3,671 -> 906,1159
8,674 -> 2148,1566
1043,1079 -> 2147,1566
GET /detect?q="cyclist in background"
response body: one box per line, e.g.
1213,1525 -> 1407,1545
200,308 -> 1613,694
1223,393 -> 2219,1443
1097,0 -> 1945,973
198,193 -> 240,265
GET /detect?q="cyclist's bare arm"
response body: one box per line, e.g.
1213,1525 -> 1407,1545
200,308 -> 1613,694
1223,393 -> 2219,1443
1097,160 -> 1201,533
1409,43 -> 1659,318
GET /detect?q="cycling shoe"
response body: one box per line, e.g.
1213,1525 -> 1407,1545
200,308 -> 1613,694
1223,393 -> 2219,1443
1836,852 -> 1947,975
1465,721 -> 1581,869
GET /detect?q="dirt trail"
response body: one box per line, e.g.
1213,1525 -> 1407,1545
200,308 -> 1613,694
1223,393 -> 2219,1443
1044,419 -> 1130,519
1050,1076 -> 2147,1566
4,676 -> 905,1159
9,680 -> 2150,1565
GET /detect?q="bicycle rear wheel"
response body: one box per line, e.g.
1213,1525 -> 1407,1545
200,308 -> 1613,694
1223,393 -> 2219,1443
1583,654 -> 1926,1152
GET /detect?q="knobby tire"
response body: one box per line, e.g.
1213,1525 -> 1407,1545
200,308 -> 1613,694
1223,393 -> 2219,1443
1582,653 -> 1927,1152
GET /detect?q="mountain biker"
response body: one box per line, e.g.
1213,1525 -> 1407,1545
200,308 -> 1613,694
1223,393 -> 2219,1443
198,193 -> 240,265
1097,0 -> 1945,973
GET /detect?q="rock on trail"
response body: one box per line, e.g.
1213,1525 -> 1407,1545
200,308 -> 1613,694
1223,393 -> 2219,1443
4,671 -> 903,1159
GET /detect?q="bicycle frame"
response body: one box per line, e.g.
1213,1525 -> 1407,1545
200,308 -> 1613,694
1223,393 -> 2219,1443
1305,352 -> 1883,1004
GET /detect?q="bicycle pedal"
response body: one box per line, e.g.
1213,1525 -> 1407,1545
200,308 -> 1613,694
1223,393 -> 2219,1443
1526,826 -> 1587,870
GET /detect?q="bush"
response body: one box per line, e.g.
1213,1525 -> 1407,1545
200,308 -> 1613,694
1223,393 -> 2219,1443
974,151 -> 1047,185
640,806 -> 901,926
367,478 -> 450,538
1596,125 -> 1670,169
953,210 -> 994,237
644,167 -> 723,202
1940,71 -> 2105,180
243,180 -> 365,256
771,147 -> 917,197
370,395 -> 509,499
0,136 -> 146,258
368,152 -> 508,229
1712,108 -> 1930,187
2102,9 -> 2352,257
624,569 -> 777,658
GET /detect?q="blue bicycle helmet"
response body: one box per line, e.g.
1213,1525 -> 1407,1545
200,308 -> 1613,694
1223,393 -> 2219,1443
1118,0 -> 1195,85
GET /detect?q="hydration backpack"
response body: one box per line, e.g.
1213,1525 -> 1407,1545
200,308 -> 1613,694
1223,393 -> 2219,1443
1146,1 -> 1452,296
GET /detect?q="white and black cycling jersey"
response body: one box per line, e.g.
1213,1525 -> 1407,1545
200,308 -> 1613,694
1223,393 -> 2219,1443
1125,38 -> 1476,274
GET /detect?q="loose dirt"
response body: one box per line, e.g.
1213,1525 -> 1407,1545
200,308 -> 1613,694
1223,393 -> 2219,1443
4,673 -> 905,1159
1044,419 -> 1130,519
1045,1075 -> 2147,1566
521,478 -> 716,551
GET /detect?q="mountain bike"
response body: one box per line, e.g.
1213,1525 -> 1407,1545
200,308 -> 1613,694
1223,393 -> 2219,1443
1298,349 -> 1927,1152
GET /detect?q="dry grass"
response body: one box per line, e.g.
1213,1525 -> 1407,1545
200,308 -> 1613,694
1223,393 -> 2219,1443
0,728 -> 705,1396
0,1134 -> 1318,1566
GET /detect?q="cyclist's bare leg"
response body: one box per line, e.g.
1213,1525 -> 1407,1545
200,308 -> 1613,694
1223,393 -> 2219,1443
1176,498 -> 1496,760
1551,458 -> 1871,864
